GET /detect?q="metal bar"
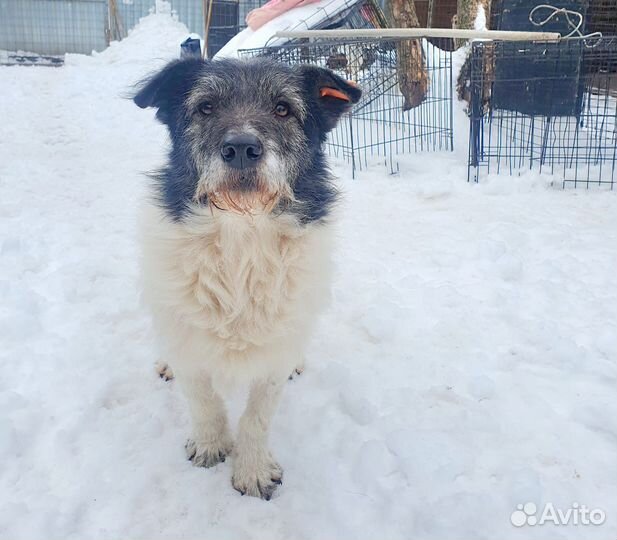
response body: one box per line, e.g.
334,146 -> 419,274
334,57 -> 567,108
275,28 -> 562,41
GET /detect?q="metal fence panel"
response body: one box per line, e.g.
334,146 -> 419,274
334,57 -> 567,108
0,0 -> 265,57
0,0 -> 109,55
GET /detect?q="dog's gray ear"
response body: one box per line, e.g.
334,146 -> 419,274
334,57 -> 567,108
133,58 -> 205,124
298,65 -> 362,132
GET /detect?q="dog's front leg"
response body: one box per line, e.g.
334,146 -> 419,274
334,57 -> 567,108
232,376 -> 285,499
176,369 -> 233,468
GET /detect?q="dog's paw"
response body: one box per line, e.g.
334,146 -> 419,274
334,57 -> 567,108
185,438 -> 232,468
232,457 -> 283,500
155,361 -> 174,381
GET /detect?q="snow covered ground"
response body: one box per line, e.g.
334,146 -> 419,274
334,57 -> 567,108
1,12 -> 617,540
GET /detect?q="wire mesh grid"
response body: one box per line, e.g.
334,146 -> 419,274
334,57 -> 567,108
204,0 -> 268,56
241,36 -> 454,176
587,0 -> 617,35
0,0 -> 110,59
0,0 -> 266,62
241,0 -> 390,50
316,0 -> 388,30
467,38 -> 617,188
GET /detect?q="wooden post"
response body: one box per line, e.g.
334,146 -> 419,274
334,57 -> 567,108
427,0 -> 435,27
385,0 -> 428,110
454,0 -> 492,48
203,0 -> 214,59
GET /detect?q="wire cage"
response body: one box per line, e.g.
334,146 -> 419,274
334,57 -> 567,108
241,36 -> 454,176
314,0 -> 389,30
467,38 -> 617,188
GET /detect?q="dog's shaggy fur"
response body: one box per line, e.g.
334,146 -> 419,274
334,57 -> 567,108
134,57 -> 360,499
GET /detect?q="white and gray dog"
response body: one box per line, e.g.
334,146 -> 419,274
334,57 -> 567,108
133,57 -> 361,499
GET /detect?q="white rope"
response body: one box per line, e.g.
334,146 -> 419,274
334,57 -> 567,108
529,4 -> 602,45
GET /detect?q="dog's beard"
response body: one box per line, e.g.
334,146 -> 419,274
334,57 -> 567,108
208,189 -> 282,215
195,169 -> 295,216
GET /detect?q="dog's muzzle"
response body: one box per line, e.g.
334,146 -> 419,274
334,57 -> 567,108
220,133 -> 263,170
203,132 -> 292,214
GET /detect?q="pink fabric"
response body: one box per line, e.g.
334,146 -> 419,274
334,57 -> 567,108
245,0 -> 321,31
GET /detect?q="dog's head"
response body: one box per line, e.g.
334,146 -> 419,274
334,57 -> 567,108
134,57 -> 361,220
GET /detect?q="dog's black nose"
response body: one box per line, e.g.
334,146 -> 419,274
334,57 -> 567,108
220,134 -> 263,169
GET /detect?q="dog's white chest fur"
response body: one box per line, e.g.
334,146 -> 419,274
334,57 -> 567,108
141,204 -> 332,371
177,212 -> 310,349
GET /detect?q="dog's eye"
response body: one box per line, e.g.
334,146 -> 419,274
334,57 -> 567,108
199,102 -> 213,116
274,102 -> 289,117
